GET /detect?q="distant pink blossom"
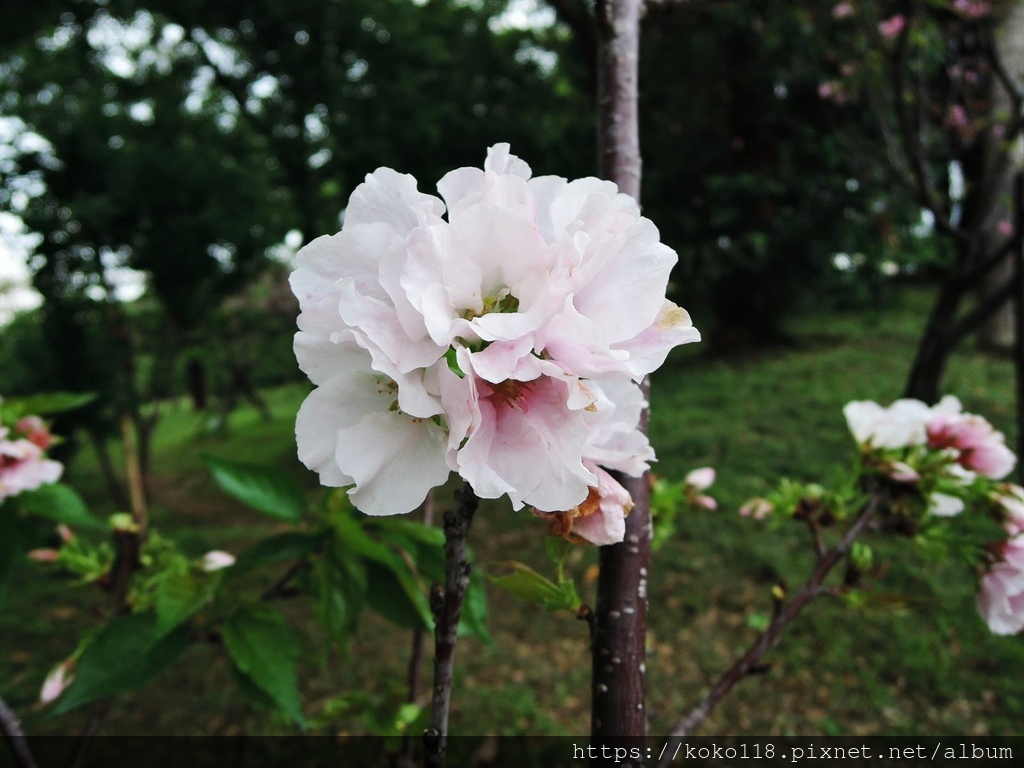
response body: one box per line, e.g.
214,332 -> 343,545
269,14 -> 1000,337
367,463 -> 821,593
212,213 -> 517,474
878,15 -> 906,40
740,497 -> 773,521
997,220 -> 1013,238
199,550 -> 236,571
953,0 -> 992,19
832,2 -> 854,19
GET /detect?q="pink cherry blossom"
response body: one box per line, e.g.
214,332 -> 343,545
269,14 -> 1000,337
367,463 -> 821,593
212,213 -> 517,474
832,2 -> 854,19
291,145 -> 698,535
978,537 -> 1024,635
927,403 -> 1016,480
16,416 -> 53,449
878,15 -> 906,40
843,398 -> 932,449
997,220 -> 1013,238
0,435 -> 63,502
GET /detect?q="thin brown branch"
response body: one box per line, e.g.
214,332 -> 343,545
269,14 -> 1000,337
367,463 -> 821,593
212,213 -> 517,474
0,694 -> 38,768
661,486 -> 885,748
423,485 -> 477,768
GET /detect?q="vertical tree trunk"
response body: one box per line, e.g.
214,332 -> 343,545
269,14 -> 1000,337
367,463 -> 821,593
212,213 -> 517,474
977,1 -> 1024,350
591,0 -> 649,750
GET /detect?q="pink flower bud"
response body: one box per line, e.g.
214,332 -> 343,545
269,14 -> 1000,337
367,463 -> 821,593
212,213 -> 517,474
997,220 -> 1013,238
886,461 -> 920,483
40,660 -> 75,704
684,467 -> 716,491
28,548 -> 59,563
16,416 -> 53,450
57,524 -> 74,543
199,550 -> 236,571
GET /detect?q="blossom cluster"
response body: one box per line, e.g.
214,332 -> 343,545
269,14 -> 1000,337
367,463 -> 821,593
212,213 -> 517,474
0,410 -> 62,503
844,395 -> 1022,634
292,145 -> 698,544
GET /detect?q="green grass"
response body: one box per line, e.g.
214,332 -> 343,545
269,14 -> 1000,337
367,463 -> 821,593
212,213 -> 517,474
1,285 -> 1020,737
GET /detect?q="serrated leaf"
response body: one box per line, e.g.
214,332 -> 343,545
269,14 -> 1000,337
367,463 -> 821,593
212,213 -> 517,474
316,548 -> 366,652
203,455 -> 306,521
229,531 -> 327,576
155,570 -> 217,635
15,484 -> 107,532
486,561 -> 581,613
54,613 -> 190,713
222,606 -> 306,727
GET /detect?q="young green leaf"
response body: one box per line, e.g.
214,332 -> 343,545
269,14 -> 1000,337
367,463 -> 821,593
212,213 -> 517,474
53,613 -> 190,713
203,455 -> 306,521
15,484 -> 107,532
486,561 -> 582,613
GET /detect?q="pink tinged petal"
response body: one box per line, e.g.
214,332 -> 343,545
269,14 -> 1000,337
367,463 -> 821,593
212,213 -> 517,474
28,548 -> 59,563
456,375 -> 594,511
929,492 -> 965,517
968,442 -> 1016,480
612,301 -> 701,379
568,467 -> 632,546
290,223 -> 395,335
887,461 -> 921,483
694,494 -> 718,511
0,439 -> 63,499
541,298 -> 630,378
343,167 -> 445,233
338,411 -> 450,516
978,564 -> 1024,635
572,220 -> 678,342
338,279 -> 444,374
843,399 -> 930,449
740,497 -> 774,520
484,143 -> 532,179
582,378 -> 654,476
464,336 -> 539,384
685,467 -> 716,490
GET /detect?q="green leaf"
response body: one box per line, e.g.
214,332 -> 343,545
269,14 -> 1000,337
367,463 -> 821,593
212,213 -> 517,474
155,569 -> 218,635
15,484 -> 107,532
54,613 -> 190,713
458,570 -> 493,644
203,455 -> 306,521
222,606 -> 306,727
366,561 -> 431,631
486,561 -> 582,613
230,531 -> 328,576
4,391 -> 95,417
316,544 -> 367,651
333,517 -> 433,629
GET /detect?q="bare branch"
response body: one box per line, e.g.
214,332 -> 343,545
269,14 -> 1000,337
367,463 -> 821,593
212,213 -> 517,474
661,486 -> 885,747
0,694 -> 38,768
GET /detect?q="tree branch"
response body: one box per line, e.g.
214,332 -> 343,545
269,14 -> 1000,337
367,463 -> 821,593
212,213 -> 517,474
0,694 -> 38,768
661,486 -> 885,748
423,485 -> 477,768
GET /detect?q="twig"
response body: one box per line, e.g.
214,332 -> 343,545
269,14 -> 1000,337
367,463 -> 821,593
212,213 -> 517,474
0,694 -> 38,768
660,486 -> 885,751
423,485 -> 477,768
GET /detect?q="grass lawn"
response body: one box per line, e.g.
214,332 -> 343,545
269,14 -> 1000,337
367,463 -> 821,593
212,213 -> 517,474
1,285 -> 1020,737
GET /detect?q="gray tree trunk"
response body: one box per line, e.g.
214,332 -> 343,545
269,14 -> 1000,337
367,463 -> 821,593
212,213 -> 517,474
978,0 -> 1024,350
